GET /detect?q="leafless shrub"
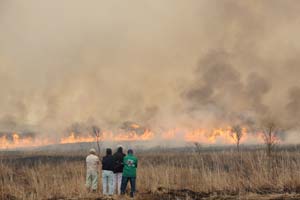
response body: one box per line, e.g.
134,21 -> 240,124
194,142 -> 202,154
92,125 -> 102,156
230,125 -> 243,152
261,120 -> 280,157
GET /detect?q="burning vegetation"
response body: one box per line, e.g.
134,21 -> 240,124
0,131 -> 49,149
1,1 -> 300,199
0,122 -> 271,150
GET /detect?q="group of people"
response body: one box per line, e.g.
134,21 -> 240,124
85,146 -> 138,198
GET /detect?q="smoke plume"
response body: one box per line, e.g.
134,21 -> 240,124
1,0 -> 300,142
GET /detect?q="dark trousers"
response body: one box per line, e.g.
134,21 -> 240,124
121,176 -> 136,196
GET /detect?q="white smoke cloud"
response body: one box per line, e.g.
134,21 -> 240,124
0,1 -> 300,141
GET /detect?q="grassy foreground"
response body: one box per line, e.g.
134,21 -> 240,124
1,149 -> 300,200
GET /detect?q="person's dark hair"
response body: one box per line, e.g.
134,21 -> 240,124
117,146 -> 123,153
106,148 -> 112,155
128,149 -> 133,155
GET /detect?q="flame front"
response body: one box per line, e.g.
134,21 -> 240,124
0,133 -> 52,149
184,127 -> 250,144
60,133 -> 95,144
0,126 -> 265,150
60,129 -> 154,144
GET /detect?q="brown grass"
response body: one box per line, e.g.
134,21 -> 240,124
1,150 -> 300,199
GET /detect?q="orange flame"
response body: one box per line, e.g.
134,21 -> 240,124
0,126 -> 266,149
113,129 -> 154,141
60,132 -> 95,144
0,133 -> 53,149
60,129 -> 154,144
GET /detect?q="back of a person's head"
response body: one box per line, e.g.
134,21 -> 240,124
106,148 -> 112,155
127,149 -> 133,155
89,148 -> 96,155
117,146 -> 123,153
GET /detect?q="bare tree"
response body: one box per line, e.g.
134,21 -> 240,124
92,125 -> 102,156
194,142 -> 202,154
261,121 -> 279,157
230,125 -> 243,152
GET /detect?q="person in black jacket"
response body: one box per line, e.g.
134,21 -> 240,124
102,148 -> 114,195
113,146 -> 126,195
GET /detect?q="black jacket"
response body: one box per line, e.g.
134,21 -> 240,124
102,155 -> 114,171
113,151 -> 126,173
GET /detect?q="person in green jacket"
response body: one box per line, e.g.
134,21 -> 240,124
121,149 -> 138,198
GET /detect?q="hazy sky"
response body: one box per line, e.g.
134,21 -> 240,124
1,1 -> 300,137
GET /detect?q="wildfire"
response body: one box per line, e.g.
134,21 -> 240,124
184,127 -> 243,144
60,129 -> 154,144
113,129 -> 154,141
0,126 -> 265,150
0,132 -> 52,149
60,133 -> 95,144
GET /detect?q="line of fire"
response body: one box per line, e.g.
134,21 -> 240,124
0,120 -> 271,150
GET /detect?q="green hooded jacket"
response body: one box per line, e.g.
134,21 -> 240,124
122,154 -> 138,177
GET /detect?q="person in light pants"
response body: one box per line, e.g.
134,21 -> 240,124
113,146 -> 126,194
102,170 -> 114,195
86,148 -> 100,192
102,148 -> 115,195
113,170 -> 123,194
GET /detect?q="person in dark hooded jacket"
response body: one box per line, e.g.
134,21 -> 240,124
112,146 -> 126,194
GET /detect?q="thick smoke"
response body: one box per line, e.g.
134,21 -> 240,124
184,51 -> 272,127
286,87 -> 300,126
1,1 -> 300,142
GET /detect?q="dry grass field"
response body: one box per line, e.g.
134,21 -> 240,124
1,148 -> 300,200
